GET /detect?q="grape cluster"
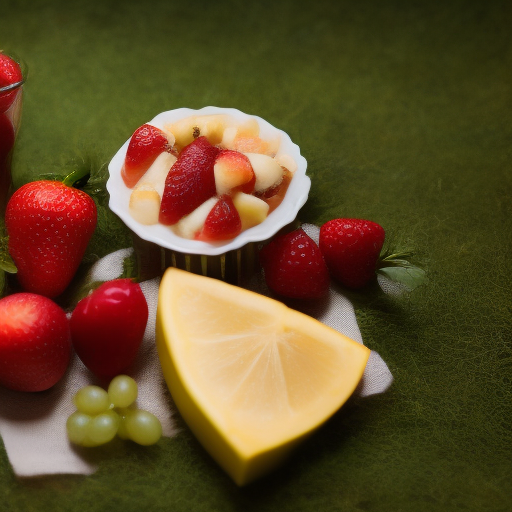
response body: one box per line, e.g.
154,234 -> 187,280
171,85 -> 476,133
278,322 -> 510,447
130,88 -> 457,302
66,375 -> 162,447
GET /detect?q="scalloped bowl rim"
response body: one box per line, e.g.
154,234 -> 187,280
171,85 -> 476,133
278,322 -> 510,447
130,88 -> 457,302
107,106 -> 310,256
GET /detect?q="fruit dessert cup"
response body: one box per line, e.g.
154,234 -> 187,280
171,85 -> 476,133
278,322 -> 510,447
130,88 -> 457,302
107,106 -> 310,284
0,52 -> 26,212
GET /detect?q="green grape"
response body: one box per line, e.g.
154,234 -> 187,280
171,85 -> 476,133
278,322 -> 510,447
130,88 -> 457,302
83,410 -> 120,446
108,375 -> 138,408
125,409 -> 162,446
73,385 -> 111,415
116,408 -> 131,440
66,411 -> 92,445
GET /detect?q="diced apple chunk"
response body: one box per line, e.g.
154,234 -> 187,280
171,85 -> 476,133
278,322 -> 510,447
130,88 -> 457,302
232,192 -> 269,231
238,117 -> 260,137
275,153 -> 297,174
221,118 -> 260,149
136,151 -> 177,196
165,114 -> 235,148
228,134 -> 281,156
171,197 -> 218,239
221,126 -> 238,149
129,185 -> 161,225
199,115 -> 235,145
214,150 -> 255,195
244,153 -> 284,193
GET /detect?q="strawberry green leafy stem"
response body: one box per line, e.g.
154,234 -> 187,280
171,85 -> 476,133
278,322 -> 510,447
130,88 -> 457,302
376,250 -> 427,291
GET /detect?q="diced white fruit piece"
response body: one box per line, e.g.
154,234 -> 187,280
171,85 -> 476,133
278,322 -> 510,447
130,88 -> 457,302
214,151 -> 254,195
221,126 -> 238,149
275,153 -> 297,174
129,185 -> 161,225
224,134 -> 281,156
265,135 -> 281,157
160,128 -> 176,148
220,118 -> 261,150
237,117 -> 260,137
244,153 -> 284,192
166,114 -> 235,147
165,116 -> 196,147
172,197 -> 218,239
137,151 -> 177,196
232,192 -> 269,231
199,115 -> 236,145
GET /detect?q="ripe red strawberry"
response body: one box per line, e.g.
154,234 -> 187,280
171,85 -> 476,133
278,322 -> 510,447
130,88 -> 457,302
260,228 -> 330,300
70,279 -> 148,380
196,194 -> 242,241
319,218 -> 385,289
122,124 -> 172,188
0,293 -> 71,392
0,53 -> 23,113
5,180 -> 97,298
159,136 -> 220,225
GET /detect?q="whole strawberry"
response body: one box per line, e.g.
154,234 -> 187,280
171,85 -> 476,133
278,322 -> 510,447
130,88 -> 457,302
0,292 -> 71,392
260,228 -> 330,300
5,180 -> 97,298
319,218 -> 385,289
70,279 -> 148,380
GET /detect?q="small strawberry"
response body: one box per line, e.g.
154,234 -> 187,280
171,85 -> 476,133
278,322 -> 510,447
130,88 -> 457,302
0,292 -> 71,392
260,228 -> 330,300
159,136 -> 220,225
0,53 -> 23,113
319,218 -> 426,290
122,124 -> 172,188
195,194 -> 242,242
319,218 -> 385,289
70,279 -> 148,380
5,179 -> 97,298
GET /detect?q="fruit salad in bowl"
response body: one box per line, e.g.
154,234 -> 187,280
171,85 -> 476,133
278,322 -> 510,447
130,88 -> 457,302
107,107 -> 310,282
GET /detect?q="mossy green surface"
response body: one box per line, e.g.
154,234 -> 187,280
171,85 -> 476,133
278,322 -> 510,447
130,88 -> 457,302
1,0 -> 511,510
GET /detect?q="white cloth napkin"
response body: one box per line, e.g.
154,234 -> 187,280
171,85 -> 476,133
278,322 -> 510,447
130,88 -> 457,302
0,224 -> 393,477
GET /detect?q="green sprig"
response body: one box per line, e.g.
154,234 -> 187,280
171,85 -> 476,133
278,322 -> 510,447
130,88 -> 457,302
376,249 -> 427,291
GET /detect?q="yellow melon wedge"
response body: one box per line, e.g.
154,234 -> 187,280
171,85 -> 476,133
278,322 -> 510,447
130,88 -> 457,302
156,268 -> 370,486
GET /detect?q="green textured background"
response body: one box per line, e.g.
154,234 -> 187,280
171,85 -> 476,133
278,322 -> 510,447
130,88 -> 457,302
1,0 -> 511,510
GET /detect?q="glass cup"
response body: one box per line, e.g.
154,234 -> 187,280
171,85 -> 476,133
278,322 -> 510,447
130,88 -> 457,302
0,52 -> 27,212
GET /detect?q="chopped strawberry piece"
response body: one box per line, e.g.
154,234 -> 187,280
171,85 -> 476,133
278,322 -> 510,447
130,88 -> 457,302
195,194 -> 242,242
122,124 -> 170,188
159,136 -> 220,225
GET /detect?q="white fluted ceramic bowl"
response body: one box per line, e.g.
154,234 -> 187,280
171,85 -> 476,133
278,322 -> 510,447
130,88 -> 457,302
107,106 -> 310,258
